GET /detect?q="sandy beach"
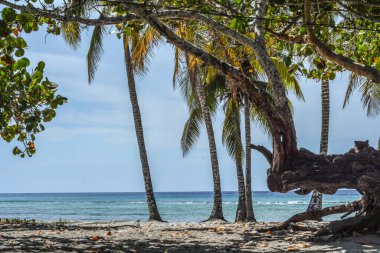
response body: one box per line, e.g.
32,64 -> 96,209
0,220 -> 379,252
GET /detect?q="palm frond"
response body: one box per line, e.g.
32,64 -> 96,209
273,58 -> 304,101
131,26 -> 162,76
343,73 -> 361,108
61,22 -> 81,50
180,106 -> 204,156
86,25 -> 105,83
204,70 -> 226,115
360,79 -> 380,117
175,64 -> 196,107
250,106 -> 272,139
344,73 -> 380,117
222,98 -> 244,162
173,47 -> 181,88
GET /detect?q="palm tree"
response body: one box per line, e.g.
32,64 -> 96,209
123,34 -> 162,221
178,34 -> 304,221
306,79 -> 329,212
61,18 -> 163,220
221,92 -> 247,221
185,56 -> 225,221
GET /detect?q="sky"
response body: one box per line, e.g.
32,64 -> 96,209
0,28 -> 379,193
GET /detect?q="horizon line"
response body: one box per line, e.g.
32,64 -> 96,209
0,189 -> 356,194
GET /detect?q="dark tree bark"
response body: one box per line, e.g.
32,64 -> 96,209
319,80 -> 330,156
123,36 -> 162,221
235,158 -> 247,222
244,101 -> 256,222
271,143 -> 380,235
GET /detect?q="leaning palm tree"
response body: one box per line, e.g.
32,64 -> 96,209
123,33 -> 162,221
61,15 -> 163,220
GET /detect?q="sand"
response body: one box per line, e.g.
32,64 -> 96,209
0,220 -> 379,252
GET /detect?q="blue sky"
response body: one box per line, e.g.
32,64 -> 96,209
0,28 -> 379,193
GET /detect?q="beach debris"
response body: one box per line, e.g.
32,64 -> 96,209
284,237 -> 295,241
265,230 -> 272,235
241,241 -> 256,248
133,220 -> 141,228
216,225 -> 225,234
257,241 -> 269,247
243,223 -> 250,231
287,246 -> 300,251
251,230 -> 259,235
295,242 -> 311,248
106,231 -> 112,236
89,236 -> 101,241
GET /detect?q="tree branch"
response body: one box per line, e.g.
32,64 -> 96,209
266,29 -> 306,44
0,0 -> 139,25
250,144 -> 273,165
304,0 -> 380,84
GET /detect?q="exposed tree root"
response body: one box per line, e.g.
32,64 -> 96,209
268,200 -> 362,231
201,217 -> 228,223
315,210 -> 380,236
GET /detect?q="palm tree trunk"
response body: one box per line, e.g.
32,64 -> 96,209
244,101 -> 256,222
123,36 -> 162,221
319,80 -> 330,156
235,157 -> 247,222
194,78 -> 225,221
307,79 -> 329,212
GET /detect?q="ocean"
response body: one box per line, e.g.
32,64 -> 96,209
0,190 -> 360,222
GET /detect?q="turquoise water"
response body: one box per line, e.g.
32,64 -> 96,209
0,190 -> 360,222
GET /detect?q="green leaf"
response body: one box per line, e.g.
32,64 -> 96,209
230,18 -> 238,30
12,147 -> 21,155
15,49 -> 25,57
2,8 -> 16,22
358,44 -> 367,53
